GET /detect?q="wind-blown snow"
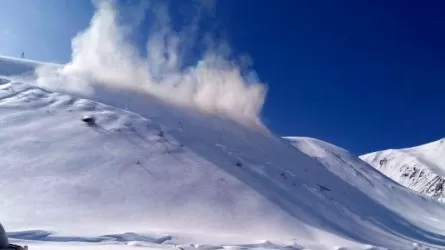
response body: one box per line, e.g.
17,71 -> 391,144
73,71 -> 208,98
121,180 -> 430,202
35,0 -> 267,125
3,57 -> 445,250
361,138 -> 445,202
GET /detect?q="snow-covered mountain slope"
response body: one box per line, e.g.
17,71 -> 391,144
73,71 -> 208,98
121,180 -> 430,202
2,57 -> 445,250
0,56 -> 51,76
284,137 -> 445,233
361,138 -> 445,202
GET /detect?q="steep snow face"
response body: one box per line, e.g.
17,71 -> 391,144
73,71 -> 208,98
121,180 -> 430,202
284,137 -> 445,238
2,57 -> 445,249
284,137 -> 396,193
361,139 -> 445,202
0,80 -> 293,239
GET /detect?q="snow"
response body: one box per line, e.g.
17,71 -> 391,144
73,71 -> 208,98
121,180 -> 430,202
33,0 -> 267,125
361,139 -> 445,201
284,137 -> 445,238
2,56 -> 445,250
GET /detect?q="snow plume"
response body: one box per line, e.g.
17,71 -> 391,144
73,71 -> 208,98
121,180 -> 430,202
36,0 -> 267,125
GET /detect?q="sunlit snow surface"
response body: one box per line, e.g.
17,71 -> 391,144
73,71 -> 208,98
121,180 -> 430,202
361,139 -> 445,202
1,56 -> 445,250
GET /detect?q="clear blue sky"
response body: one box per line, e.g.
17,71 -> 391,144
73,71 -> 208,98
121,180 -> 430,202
0,0 -> 444,154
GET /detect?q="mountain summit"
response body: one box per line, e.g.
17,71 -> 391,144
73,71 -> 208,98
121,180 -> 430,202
361,138 -> 445,202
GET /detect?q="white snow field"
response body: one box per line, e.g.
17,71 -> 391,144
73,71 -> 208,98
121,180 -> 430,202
1,56 -> 445,250
361,139 -> 445,202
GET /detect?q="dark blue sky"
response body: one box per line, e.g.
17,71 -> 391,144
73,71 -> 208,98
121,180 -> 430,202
0,0 -> 444,154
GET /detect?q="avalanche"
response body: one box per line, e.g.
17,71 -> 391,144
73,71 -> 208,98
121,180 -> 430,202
1,56 -> 445,250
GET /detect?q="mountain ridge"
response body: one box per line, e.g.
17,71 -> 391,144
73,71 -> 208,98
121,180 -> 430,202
2,56 -> 445,249
361,138 -> 445,202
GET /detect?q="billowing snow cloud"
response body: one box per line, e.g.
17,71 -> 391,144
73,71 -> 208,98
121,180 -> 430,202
36,0 -> 267,125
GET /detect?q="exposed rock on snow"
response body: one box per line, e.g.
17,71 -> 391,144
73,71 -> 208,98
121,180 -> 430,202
361,138 -> 445,202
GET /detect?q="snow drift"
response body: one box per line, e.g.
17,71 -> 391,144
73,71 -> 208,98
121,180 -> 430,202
34,0 -> 267,125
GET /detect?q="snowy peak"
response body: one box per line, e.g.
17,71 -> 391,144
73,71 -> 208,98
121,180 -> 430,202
3,57 -> 445,249
361,138 -> 445,201
406,138 -> 445,175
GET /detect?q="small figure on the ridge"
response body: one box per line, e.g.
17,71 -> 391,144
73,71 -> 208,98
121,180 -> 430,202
20,52 -> 24,59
